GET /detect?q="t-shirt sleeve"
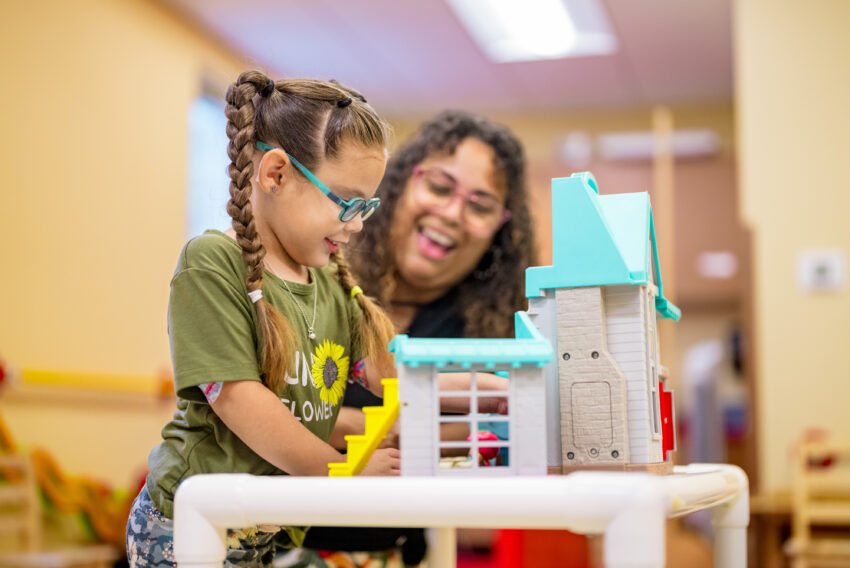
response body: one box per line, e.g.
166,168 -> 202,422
168,266 -> 262,401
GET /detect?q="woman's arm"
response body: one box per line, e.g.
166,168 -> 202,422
329,406 -> 367,450
437,372 -> 509,414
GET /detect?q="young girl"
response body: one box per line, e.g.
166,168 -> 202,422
126,71 -> 402,567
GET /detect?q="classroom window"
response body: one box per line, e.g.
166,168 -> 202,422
186,94 -> 231,238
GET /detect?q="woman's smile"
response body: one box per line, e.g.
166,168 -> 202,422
416,225 -> 458,260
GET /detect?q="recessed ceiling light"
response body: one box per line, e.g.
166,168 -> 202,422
446,0 -> 617,63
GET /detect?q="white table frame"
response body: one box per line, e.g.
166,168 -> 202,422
173,463 -> 748,568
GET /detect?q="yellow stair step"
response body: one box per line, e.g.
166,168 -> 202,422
327,378 -> 400,477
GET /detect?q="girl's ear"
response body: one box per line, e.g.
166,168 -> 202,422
256,149 -> 292,195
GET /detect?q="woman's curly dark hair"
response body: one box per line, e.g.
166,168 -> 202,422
348,110 -> 536,339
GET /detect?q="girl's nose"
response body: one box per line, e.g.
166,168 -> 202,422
345,213 -> 364,232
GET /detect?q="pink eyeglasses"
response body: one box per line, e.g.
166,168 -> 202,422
411,166 -> 511,236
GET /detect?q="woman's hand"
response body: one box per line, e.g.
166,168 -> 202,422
360,447 -> 400,476
479,395 -> 509,415
472,372 -> 509,414
377,419 -> 400,449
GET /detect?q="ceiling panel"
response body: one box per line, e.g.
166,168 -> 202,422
159,0 -> 733,114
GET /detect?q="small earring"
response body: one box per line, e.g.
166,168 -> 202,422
270,185 -> 277,194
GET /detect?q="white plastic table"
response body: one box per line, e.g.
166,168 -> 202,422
173,463 -> 748,568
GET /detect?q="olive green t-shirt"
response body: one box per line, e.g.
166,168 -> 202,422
146,230 -> 362,519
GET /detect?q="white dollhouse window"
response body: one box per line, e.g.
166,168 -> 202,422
436,370 -> 512,473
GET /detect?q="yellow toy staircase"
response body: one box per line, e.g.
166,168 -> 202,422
328,378 -> 399,477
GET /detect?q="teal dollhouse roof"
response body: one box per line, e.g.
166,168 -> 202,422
525,172 -> 680,321
389,312 -> 553,369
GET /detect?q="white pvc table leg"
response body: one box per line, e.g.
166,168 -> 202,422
711,466 -> 750,568
603,492 -> 666,568
426,526 -> 457,567
714,526 -> 747,568
712,495 -> 749,567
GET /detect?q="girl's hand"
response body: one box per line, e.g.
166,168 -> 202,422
360,447 -> 400,476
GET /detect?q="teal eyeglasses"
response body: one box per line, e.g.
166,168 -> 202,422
256,142 -> 381,222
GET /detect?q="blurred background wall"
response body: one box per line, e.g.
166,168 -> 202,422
734,0 -> 850,493
0,0 -> 247,487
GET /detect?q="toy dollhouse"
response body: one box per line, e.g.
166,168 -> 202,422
330,172 -> 680,476
525,172 -> 679,473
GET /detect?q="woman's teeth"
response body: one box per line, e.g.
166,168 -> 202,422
417,228 -> 457,260
421,227 -> 455,247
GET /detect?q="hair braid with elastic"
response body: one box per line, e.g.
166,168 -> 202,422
331,250 -> 396,377
225,70 -> 295,392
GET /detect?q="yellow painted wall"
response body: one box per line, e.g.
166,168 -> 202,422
0,0 -> 248,487
734,0 -> 850,491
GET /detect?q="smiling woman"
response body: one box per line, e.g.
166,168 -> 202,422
350,110 -> 535,340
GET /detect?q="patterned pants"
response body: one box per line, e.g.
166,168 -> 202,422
126,486 -> 281,568
127,486 -> 418,568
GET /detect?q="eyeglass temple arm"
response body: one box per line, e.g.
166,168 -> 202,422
255,142 -> 347,208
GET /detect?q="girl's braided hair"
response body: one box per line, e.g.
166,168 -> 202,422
224,70 -> 396,392
349,110 -> 536,338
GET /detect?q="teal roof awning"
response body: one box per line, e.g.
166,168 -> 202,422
389,312 -> 553,369
525,172 -> 680,321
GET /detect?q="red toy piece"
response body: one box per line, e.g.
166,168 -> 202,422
468,431 -> 500,465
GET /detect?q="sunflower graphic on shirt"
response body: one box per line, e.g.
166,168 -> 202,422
310,340 -> 349,405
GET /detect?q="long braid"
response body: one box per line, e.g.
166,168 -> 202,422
225,70 -> 294,392
331,250 -> 396,378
